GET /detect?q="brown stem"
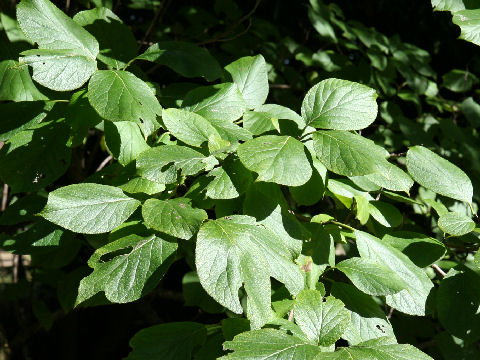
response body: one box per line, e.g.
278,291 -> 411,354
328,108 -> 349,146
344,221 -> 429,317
432,264 -> 447,278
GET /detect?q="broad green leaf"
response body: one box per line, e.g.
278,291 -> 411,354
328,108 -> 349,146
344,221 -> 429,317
104,121 -> 149,166
362,162 -> 413,194
331,283 -> 395,345
382,232 -> 446,267
88,70 -> 162,137
66,90 -> 103,147
136,145 -> 210,184
73,7 -> 137,68
225,55 -> 269,109
182,83 -> 246,122
126,322 -> 206,360
183,272 -> 224,313
319,337 -> 433,359
290,157 -> 327,206
142,198 -> 207,240
162,108 -> 220,147
0,121 -> 71,193
0,193 -> 46,226
40,183 -> 141,234
442,69 -> 479,92
16,0 -> 99,90
313,130 -> 389,177
294,290 -> 350,346
205,157 -> 252,199
453,9 -> 480,46
368,201 -> 403,228
136,41 -> 221,81
118,177 -> 165,196
237,135 -> 312,186
437,267 -> 480,342
221,329 -> 322,359
301,79 -> 378,130
243,104 -> 305,136
336,257 -> 407,296
76,231 -> 177,304
461,97 -> 480,126
355,195 -> 370,225
207,117 -> 252,143
406,146 -> 473,203
0,60 -> 47,101
0,101 -> 48,141
431,0 -> 477,12
196,215 -> 304,328
438,212 -> 476,236
355,230 -> 433,316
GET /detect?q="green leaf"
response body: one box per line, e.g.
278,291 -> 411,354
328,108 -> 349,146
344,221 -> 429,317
290,156 -> 327,206
88,70 -> 162,137
162,108 -> 220,147
196,215 -> 304,328
301,79 -> 378,130
355,230 -> 433,316
237,135 -> 312,186
76,231 -> 177,304
182,83 -> 246,122
40,183 -> 141,234
0,101 -> 48,141
243,104 -> 305,136
0,193 -> 46,226
225,55 -> 269,109
313,130 -> 389,177
126,322 -> 206,360
136,145 -> 210,184
336,257 -> 407,296
221,329 -> 322,359
453,9 -> 480,46
294,290 -> 350,346
382,232 -> 446,267
16,0 -> 99,90
73,7 -> 137,68
136,41 -> 221,81
104,121 -> 149,166
0,60 -> 47,101
442,69 -> 479,92
205,157 -> 252,199
142,198 -> 207,240
431,0 -> 472,12
368,201 -> 403,228
437,267 -> 480,342
438,212 -> 475,236
361,162 -> 413,194
118,177 -> 165,196
182,272 -> 224,313
406,145 -> 473,203
319,337 -> 433,359
206,117 -> 252,143
331,283 -> 396,345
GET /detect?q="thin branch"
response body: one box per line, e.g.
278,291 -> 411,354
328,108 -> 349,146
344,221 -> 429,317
65,0 -> 70,13
432,264 -> 447,278
287,310 -> 294,321
140,0 -> 172,48
96,155 -> 113,172
1,184 -> 8,212
197,0 -> 262,46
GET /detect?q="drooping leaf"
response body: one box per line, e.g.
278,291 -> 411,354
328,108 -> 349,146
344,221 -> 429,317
221,329 -> 322,359
336,257 -> 407,296
104,121 -> 149,166
313,130 -> 389,177
368,201 -> 403,228
136,145 -> 211,184
438,212 -> 476,236
136,41 -> 221,81
293,290 -> 350,346
162,108 -> 220,147
0,60 -> 47,101
301,78 -> 378,130
225,55 -> 269,109
406,145 -> 473,203
142,198 -> 207,240
331,283 -> 396,345
237,135 -> 312,186
243,104 -> 305,136
40,183 -> 141,234
196,215 -> 304,328
88,70 -> 162,137
182,83 -> 247,122
16,0 -> 99,90
362,162 -> 413,194
355,230 -> 433,316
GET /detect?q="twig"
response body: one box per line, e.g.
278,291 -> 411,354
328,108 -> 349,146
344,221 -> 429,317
1,184 -> 8,212
287,310 -> 294,321
140,0 -> 172,48
96,155 -> 113,172
270,84 -> 291,89
432,264 -> 447,278
387,307 -> 394,319
198,0 -> 262,45
12,255 -> 19,283
65,0 -> 70,13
